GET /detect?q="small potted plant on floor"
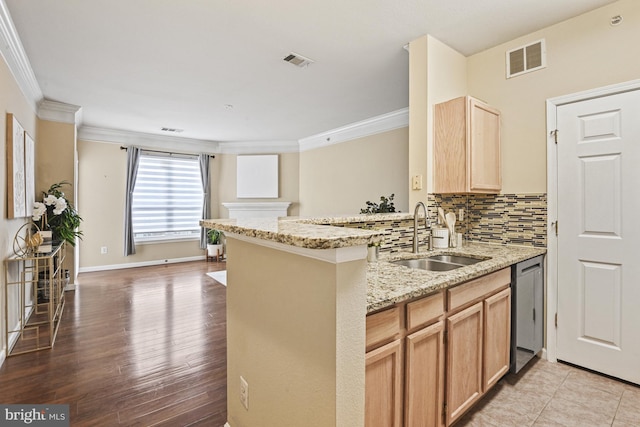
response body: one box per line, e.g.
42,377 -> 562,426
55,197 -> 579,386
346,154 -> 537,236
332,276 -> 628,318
207,229 -> 224,258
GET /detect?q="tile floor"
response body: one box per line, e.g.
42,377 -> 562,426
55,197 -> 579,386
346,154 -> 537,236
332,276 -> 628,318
458,358 -> 640,426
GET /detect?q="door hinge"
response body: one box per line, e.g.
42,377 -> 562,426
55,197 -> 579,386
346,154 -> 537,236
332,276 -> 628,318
551,129 -> 559,144
442,402 -> 447,423
553,221 -> 558,236
533,308 -> 536,322
555,312 -> 558,328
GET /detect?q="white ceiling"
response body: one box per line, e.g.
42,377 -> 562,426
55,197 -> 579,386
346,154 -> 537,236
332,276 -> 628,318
5,0 -> 617,145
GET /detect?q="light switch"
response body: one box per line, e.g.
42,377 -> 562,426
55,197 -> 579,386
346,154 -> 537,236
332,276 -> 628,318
412,175 -> 423,190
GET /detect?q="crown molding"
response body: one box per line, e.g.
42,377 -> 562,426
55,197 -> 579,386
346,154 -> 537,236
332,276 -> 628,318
217,140 -> 300,154
0,0 -> 43,110
38,99 -> 82,124
78,107 -> 409,156
78,125 -> 220,154
298,107 -> 409,152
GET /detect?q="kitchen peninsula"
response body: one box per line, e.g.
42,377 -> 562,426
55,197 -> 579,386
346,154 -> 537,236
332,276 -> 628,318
200,214 -> 545,427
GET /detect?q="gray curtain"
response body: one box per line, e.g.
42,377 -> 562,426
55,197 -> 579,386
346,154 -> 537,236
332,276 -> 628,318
124,146 -> 141,256
199,154 -> 211,249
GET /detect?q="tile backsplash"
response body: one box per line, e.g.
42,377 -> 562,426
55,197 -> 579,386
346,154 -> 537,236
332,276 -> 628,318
335,193 -> 547,251
336,218 -> 425,253
434,193 -> 547,248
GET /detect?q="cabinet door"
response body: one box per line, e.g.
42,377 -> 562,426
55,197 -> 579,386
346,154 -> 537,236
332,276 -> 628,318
434,96 -> 467,194
366,339 -> 403,427
469,97 -> 501,193
405,321 -> 445,427
446,302 -> 483,426
484,287 -> 511,391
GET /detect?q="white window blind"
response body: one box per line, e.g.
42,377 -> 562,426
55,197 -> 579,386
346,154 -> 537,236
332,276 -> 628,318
132,153 -> 203,242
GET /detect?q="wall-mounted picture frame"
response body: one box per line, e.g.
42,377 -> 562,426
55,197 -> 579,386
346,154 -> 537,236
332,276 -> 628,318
6,113 -> 26,218
24,132 -> 35,217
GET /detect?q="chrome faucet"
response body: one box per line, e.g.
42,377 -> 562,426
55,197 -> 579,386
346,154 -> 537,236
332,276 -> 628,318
413,201 -> 432,253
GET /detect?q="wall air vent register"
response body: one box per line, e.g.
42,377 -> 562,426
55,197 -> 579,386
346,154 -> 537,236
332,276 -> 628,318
506,39 -> 546,78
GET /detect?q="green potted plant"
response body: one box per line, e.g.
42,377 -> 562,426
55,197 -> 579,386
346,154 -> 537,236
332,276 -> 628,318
360,194 -> 398,214
32,181 -> 83,247
207,229 -> 224,258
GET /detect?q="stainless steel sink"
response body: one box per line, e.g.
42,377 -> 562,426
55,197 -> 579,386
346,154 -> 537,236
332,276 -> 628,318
427,254 -> 483,266
390,254 -> 486,272
391,258 -> 462,271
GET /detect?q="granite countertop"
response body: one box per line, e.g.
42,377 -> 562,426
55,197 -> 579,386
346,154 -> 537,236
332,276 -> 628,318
291,212 -> 415,225
201,215 -> 546,315
366,242 -> 546,313
200,217 -> 384,250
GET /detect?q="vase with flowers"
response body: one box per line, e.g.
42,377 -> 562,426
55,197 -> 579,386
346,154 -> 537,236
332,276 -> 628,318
32,181 -> 83,247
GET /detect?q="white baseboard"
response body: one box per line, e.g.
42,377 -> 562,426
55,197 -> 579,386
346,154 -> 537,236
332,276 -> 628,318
78,255 -> 206,273
0,349 -> 5,368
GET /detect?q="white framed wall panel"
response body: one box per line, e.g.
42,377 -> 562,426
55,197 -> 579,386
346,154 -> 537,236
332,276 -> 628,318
237,155 -> 279,198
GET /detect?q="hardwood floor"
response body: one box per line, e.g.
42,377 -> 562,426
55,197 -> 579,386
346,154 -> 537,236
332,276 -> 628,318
0,260 -> 228,426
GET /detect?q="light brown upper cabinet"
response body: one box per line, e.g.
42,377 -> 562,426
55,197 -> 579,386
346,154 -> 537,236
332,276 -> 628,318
434,96 -> 501,193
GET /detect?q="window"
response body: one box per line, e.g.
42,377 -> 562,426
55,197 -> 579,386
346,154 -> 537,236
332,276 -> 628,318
132,153 -> 203,242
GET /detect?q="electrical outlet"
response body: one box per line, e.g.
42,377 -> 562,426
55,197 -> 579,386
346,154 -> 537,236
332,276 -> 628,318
100,246 -> 108,255
240,376 -> 249,410
458,209 -> 464,222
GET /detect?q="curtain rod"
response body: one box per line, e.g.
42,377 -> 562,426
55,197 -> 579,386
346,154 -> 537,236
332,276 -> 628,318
120,146 -> 215,158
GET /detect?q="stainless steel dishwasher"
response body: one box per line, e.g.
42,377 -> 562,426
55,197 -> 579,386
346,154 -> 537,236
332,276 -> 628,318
510,255 -> 544,373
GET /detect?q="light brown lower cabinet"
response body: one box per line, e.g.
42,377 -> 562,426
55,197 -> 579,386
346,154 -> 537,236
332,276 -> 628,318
365,339 -> 403,427
405,321 -> 445,427
446,288 -> 512,426
445,302 -> 484,425
365,267 -> 511,427
483,288 -> 511,391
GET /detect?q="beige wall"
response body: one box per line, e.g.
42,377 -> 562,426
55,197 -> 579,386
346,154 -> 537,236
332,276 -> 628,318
467,0 -> 640,193
409,35 -> 467,205
408,36 -> 428,207
77,144 -> 300,269
36,119 -> 78,279
215,152 -> 300,218
299,127 -> 409,216
77,140 -> 206,268
226,237 -> 366,426
35,120 -> 75,196
0,54 -> 37,358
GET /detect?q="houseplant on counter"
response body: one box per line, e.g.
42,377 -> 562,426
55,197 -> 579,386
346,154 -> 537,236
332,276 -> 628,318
32,181 -> 83,247
360,193 -> 398,214
207,229 -> 224,258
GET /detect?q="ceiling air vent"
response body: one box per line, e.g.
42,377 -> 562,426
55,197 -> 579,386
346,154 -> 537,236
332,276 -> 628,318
506,39 -> 546,78
283,52 -> 314,68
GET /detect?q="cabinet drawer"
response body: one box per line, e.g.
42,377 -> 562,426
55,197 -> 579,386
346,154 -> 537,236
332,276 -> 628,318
366,306 -> 401,351
448,268 -> 511,311
406,291 -> 444,332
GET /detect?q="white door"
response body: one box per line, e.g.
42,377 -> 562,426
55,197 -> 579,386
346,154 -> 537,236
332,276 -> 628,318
556,89 -> 640,385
